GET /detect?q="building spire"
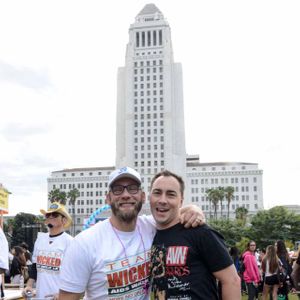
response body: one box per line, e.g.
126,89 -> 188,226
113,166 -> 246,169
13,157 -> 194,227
136,3 -> 164,22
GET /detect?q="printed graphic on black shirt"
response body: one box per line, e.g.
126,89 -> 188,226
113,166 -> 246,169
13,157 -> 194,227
150,245 -> 191,299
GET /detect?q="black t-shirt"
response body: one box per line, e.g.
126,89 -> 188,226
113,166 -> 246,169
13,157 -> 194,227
151,223 -> 233,300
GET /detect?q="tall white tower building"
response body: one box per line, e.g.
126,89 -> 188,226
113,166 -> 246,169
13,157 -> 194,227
116,4 -> 186,194
48,4 -> 264,233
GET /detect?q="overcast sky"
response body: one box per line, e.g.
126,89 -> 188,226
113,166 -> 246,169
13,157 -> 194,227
0,0 -> 299,216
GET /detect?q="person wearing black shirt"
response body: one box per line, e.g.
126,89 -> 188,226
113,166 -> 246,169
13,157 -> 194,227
149,170 -> 241,300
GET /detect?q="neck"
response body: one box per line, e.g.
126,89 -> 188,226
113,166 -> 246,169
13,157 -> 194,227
109,216 -> 137,232
49,227 -> 64,236
156,218 -> 180,230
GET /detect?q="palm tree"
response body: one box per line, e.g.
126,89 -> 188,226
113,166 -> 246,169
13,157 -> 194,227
224,186 -> 235,220
67,188 -> 80,236
235,207 -> 248,225
217,187 -> 225,219
48,189 -> 67,205
206,188 -> 219,220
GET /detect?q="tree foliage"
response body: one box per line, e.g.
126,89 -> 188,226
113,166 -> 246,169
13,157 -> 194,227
10,213 -> 47,252
224,186 -> 235,220
209,219 -> 247,247
48,188 -> 67,205
208,206 -> 300,252
235,207 -> 248,225
248,206 -> 300,248
67,188 -> 80,236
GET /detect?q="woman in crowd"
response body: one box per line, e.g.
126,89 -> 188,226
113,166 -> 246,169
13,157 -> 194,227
9,246 -> 26,284
275,240 -> 294,299
242,240 -> 261,300
291,254 -> 300,299
262,245 -> 280,300
230,246 -> 241,273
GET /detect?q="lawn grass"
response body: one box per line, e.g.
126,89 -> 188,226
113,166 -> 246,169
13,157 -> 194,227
242,294 -> 299,300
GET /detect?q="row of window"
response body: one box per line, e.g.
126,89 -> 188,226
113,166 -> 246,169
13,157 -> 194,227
192,165 -> 251,172
135,50 -> 163,56
191,177 -> 258,185
54,182 -> 108,190
134,152 -> 164,159
68,206 -> 104,215
134,82 -> 163,89
134,112 -> 164,120
134,105 -> 164,112
134,89 -> 163,97
134,144 -> 164,151
133,73 -> 163,82
134,136 -> 164,143
62,171 -> 104,177
134,128 -> 164,135
195,203 -> 259,211
134,120 -> 164,127
135,30 -> 163,48
191,194 -> 259,202
134,166 -> 165,174
134,60 -> 163,67
134,97 -> 164,105
191,186 -> 258,194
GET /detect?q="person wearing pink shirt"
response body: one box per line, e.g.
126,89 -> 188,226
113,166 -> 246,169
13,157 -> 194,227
242,241 -> 261,300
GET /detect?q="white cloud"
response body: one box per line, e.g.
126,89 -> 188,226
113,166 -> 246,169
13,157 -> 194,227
0,0 -> 299,215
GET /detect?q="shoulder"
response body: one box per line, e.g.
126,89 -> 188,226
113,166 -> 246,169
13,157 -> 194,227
75,219 -> 110,243
192,224 -> 225,241
138,214 -> 156,228
62,232 -> 74,242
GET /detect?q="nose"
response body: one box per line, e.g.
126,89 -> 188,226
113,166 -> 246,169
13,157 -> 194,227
157,193 -> 167,204
120,188 -> 131,198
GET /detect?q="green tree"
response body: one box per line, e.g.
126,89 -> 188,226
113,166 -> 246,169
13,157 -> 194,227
235,207 -> 248,225
48,188 -> 67,205
209,219 -> 246,247
217,187 -> 225,219
249,206 -> 300,248
206,188 -> 219,220
224,186 -> 235,220
67,188 -> 80,236
10,213 -> 45,251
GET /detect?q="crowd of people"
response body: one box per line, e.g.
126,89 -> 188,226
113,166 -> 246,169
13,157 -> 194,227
231,239 -> 300,300
0,166 -> 299,300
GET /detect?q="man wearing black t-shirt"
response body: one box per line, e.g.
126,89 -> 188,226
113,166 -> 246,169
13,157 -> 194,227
149,170 -> 241,300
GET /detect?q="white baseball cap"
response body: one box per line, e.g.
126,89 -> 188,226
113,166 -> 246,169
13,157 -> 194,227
108,167 -> 141,187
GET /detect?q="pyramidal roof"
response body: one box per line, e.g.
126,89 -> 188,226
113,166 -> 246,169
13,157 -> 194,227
137,3 -> 162,16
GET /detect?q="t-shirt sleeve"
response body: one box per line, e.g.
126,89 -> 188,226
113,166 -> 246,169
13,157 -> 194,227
195,226 -> 233,273
59,235 -> 92,293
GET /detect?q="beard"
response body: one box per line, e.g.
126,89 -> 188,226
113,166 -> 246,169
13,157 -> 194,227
110,200 -> 143,223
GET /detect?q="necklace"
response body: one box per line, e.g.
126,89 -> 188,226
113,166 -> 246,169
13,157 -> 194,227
109,219 -> 149,294
109,219 -> 146,266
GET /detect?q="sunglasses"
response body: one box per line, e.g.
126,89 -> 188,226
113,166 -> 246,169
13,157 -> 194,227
45,212 -> 63,219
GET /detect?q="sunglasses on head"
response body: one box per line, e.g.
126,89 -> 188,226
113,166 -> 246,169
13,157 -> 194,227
45,212 -> 63,219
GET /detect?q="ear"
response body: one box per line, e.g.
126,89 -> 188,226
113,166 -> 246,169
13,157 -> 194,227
62,217 -> 67,226
180,197 -> 183,208
105,192 -> 111,205
141,191 -> 146,204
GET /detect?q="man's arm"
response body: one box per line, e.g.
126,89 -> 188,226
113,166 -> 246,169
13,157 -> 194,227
59,290 -> 82,300
213,264 -> 241,300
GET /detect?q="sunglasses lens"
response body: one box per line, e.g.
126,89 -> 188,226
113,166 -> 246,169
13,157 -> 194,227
45,212 -> 61,218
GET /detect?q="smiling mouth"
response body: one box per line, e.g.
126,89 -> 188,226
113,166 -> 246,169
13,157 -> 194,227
119,202 -> 135,207
156,207 -> 168,213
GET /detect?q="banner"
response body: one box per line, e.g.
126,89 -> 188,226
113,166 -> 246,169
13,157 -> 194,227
0,186 -> 10,214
